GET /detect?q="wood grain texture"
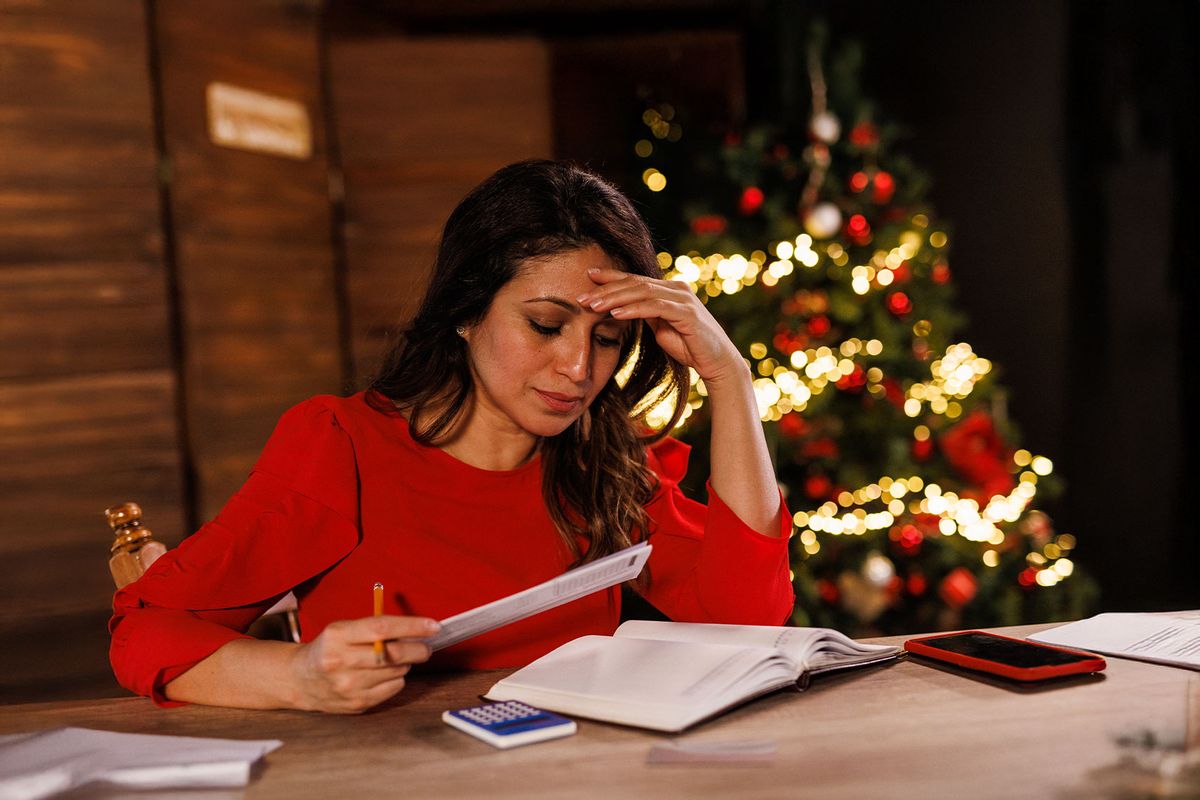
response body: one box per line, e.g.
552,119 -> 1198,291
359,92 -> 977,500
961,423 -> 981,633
327,32 -> 553,382
1,624 -> 1195,799
0,0 -> 185,702
153,0 -> 344,521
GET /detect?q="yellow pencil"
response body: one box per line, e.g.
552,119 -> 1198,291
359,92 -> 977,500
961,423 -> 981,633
373,582 -> 385,665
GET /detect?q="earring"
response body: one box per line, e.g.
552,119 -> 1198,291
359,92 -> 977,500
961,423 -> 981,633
455,326 -> 466,336
577,408 -> 592,442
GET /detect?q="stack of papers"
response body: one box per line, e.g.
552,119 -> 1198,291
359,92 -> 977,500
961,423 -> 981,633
1030,612 -> 1200,670
0,727 -> 282,800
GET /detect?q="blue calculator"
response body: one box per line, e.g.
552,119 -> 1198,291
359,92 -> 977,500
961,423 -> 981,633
442,701 -> 577,749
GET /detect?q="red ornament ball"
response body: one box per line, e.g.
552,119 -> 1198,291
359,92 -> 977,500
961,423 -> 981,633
932,261 -> 952,284
690,214 -> 727,236
806,314 -> 831,337
836,365 -> 867,392
886,291 -> 913,316
801,437 -> 840,459
850,171 -> 870,193
912,437 -> 934,461
773,330 -> 806,354
849,121 -> 880,147
938,567 -> 978,609
845,213 -> 872,246
805,474 -> 832,499
872,171 -> 895,204
1018,567 -> 1038,588
778,412 -> 808,438
881,378 -> 905,408
738,186 -> 765,216
906,572 -> 928,596
890,524 -> 923,555
816,578 -> 839,604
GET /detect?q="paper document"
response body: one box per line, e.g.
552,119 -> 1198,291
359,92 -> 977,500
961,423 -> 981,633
0,727 -> 281,800
427,541 -> 652,651
1030,612 -> 1200,671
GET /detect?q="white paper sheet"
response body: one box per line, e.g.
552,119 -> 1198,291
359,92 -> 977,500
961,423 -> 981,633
1030,612 -> 1200,670
0,727 -> 282,800
427,541 -> 652,651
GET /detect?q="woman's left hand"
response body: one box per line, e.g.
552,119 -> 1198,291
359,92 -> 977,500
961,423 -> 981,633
578,268 -> 744,385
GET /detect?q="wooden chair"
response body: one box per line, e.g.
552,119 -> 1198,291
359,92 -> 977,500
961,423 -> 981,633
105,502 -> 301,642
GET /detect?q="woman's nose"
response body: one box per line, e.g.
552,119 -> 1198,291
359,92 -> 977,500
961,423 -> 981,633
557,338 -> 591,383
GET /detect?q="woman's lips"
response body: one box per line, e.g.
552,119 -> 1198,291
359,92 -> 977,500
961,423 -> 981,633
535,389 -> 584,413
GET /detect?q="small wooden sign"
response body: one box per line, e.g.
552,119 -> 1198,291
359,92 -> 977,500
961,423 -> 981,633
206,82 -> 312,160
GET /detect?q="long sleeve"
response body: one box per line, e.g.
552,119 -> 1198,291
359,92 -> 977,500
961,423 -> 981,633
109,398 -> 361,706
639,436 -> 794,626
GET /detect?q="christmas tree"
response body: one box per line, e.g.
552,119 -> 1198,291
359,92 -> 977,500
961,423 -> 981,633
630,31 -> 1098,635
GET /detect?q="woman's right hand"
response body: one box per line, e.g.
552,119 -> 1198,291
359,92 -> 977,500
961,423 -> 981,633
287,615 -> 440,713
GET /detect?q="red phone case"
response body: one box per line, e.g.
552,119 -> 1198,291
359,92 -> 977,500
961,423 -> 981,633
904,630 -> 1106,681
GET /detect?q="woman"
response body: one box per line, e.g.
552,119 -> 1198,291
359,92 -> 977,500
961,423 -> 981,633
110,160 -> 793,713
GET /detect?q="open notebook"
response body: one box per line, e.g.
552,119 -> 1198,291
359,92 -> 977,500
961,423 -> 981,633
484,620 -> 901,732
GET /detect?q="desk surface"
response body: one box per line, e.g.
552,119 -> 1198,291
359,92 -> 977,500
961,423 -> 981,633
1,623 -> 1197,799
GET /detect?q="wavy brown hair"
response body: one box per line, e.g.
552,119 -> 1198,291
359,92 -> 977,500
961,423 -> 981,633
367,160 -> 688,565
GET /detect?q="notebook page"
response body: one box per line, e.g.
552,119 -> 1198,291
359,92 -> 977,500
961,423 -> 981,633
485,635 -> 797,730
615,620 -> 896,667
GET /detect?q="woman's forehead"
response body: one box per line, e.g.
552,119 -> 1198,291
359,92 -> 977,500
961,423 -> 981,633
507,244 -> 621,294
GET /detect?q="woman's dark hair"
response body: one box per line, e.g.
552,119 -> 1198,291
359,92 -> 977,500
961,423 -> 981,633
368,160 -> 688,565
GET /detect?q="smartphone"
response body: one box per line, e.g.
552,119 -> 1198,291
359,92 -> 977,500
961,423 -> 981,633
904,630 -> 1106,682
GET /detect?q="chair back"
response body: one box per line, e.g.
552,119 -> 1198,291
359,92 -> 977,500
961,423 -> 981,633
105,502 -> 301,642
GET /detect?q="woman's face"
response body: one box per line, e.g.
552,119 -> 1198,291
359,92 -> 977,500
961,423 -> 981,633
462,244 -> 633,439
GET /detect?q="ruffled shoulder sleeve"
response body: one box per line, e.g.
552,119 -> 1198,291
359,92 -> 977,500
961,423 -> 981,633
645,435 -> 691,486
638,433 -> 794,626
109,397 -> 362,704
126,397 -> 362,610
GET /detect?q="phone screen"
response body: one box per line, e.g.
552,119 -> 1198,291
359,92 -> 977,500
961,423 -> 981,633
916,632 -> 1093,668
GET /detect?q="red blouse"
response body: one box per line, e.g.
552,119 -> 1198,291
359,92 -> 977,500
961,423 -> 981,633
109,393 -> 794,705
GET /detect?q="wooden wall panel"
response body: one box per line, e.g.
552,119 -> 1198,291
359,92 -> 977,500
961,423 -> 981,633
327,35 -> 553,381
153,0 -> 343,521
0,0 -> 185,701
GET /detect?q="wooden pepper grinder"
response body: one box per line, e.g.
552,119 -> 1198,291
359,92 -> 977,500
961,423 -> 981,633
106,502 -> 167,588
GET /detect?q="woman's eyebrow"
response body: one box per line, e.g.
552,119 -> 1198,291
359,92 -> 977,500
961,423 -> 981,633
524,296 -> 579,313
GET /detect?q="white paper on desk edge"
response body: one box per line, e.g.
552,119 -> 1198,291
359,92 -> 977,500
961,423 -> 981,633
427,542 -> 652,651
0,728 -> 282,800
1028,612 -> 1200,670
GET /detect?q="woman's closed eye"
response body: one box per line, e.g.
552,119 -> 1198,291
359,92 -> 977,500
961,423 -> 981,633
529,319 -> 561,337
528,319 -> 623,349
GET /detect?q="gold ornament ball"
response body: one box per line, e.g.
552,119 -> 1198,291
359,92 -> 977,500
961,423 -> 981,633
809,111 -> 841,144
804,202 -> 843,239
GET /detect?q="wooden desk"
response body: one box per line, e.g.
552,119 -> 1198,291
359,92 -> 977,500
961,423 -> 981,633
1,624 -> 1196,799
